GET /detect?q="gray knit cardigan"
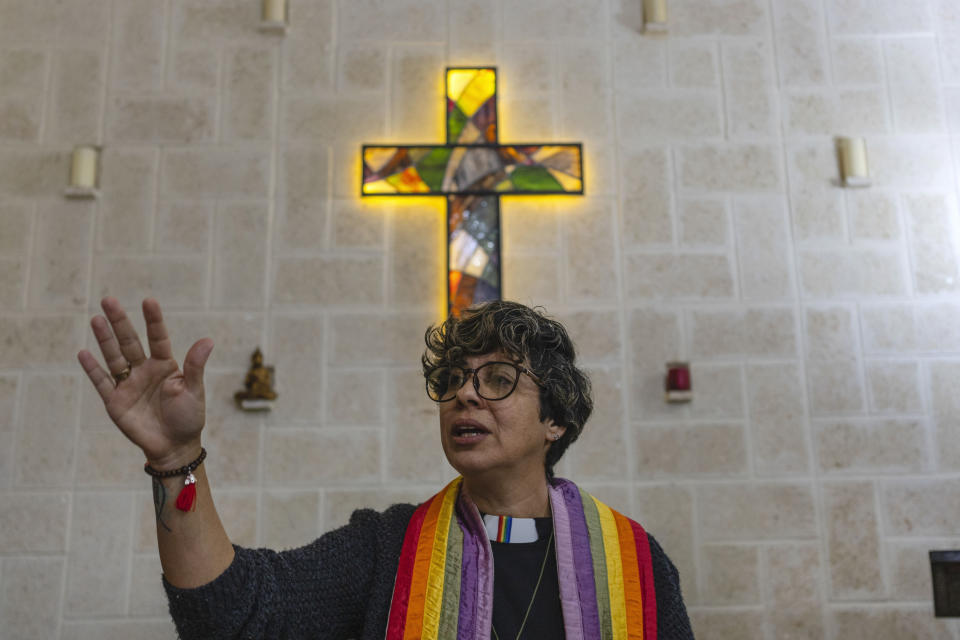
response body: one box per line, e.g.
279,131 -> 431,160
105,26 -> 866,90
163,503 -> 695,639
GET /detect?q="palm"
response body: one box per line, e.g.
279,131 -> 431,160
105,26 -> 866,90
78,298 -> 213,466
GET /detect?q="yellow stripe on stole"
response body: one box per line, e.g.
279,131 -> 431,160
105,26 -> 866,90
422,478 -> 461,640
592,497 -> 628,640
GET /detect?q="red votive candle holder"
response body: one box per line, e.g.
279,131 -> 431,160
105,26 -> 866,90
665,362 -> 692,403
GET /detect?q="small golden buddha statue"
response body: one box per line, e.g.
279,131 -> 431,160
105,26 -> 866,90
234,347 -> 277,411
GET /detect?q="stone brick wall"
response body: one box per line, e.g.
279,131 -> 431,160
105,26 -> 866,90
1,0 -> 959,638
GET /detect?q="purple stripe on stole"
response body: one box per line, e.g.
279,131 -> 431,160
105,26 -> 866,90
550,482 -> 585,640
558,480 -> 603,640
456,491 -> 494,640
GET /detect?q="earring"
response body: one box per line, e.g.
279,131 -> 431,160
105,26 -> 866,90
551,433 -> 561,441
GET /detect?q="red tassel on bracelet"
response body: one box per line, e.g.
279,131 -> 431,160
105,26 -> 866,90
175,472 -> 198,512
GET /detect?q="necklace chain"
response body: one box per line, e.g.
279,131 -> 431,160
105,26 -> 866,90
491,529 -> 555,640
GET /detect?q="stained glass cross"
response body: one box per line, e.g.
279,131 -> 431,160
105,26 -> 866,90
361,67 -> 584,317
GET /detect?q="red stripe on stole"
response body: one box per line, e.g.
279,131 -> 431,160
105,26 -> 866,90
630,519 -> 658,640
614,511 -> 645,640
403,492 -> 445,640
386,497 -> 433,640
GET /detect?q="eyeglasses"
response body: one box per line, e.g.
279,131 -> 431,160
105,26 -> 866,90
426,361 -> 543,402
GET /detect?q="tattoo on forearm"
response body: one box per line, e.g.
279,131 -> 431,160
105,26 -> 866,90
152,476 -> 173,533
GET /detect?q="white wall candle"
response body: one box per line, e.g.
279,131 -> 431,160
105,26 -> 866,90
839,137 -> 870,187
263,0 -> 286,23
70,146 -> 98,189
644,0 -> 668,30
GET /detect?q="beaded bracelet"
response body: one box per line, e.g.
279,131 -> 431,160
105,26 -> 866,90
144,448 -> 206,512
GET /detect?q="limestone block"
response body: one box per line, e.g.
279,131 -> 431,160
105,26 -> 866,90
888,540 -> 960,601
284,36 -> 333,93
265,428 -> 380,485
633,485 -> 696,601
685,363 -> 744,420
224,47 -> 274,141
330,312 -> 432,366
0,202 -> 31,255
564,200 -> 618,302
262,491 -> 321,550
503,254 -> 561,306
0,375 -> 16,432
805,306 -> 858,360
338,42 -> 387,92
669,0 -> 768,36
722,41 -> 777,139
213,203 -> 267,309
0,315 -> 80,368
390,45 -> 445,142
930,361 -> 960,470
98,149 -> 156,251
679,143 -> 781,192
0,0 -> 105,44
799,249 -> 908,298
625,254 -> 735,300
865,360 -> 923,414
698,482 -> 816,540
60,620 -> 177,640
323,487 -> 431,531
784,88 -> 889,136
700,544 -> 761,605
832,37 -> 884,85
28,202 -> 92,309
679,198 -> 727,247
267,313 -> 325,422
614,38 -> 667,91
173,0 -> 263,43
884,477 -> 960,536
891,83 -> 946,133
16,373 -> 77,487
170,49 -> 219,90
669,40 -> 718,88
860,304 -> 917,353
111,0 -> 164,91
48,49 -> 104,142
746,363 -> 809,475
556,310 -> 622,363
0,49 -> 46,94
558,45 -> 611,139
273,256 -> 382,307
569,367 -> 626,480
164,149 -> 270,198
211,490 -> 257,547
869,138 -> 954,189
501,0 -> 606,39
828,0 -> 934,34
689,610 -> 765,640
0,557 -> 63,639
107,95 -> 216,143
734,197 -> 793,300
817,419 -> 927,473
0,492 -> 68,552
689,307 -> 797,358
155,201 -> 212,253
94,256 -> 207,310
627,309 -> 681,366
331,141 -> 363,198
499,43 -> 552,100
449,0 -> 496,57
286,96 -> 386,144
765,543 -> 822,607
634,423 -> 747,477
904,193 -> 960,294
0,98 -> 41,142
199,419 -> 261,488
772,0 -> 829,85
389,205 -> 444,307
620,147 -> 672,245
0,258 -> 25,308
848,190 -> 900,240
339,0 -> 445,41
617,91 -> 721,143
161,312 -> 262,370
128,554 -> 165,616
65,492 -> 133,615
0,149 -> 71,198
807,358 -> 865,416
385,369 -> 451,483
73,430 -> 143,486
332,199 -> 385,249
277,146 -> 329,250
830,606 -> 955,640
326,369 -> 383,426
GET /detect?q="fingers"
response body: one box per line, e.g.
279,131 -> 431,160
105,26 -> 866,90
182,338 -> 214,396
91,314 -> 133,378
142,298 -> 174,360
77,349 -> 116,402
100,297 -> 147,367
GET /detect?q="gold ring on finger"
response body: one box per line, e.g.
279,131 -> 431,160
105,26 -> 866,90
113,364 -> 132,383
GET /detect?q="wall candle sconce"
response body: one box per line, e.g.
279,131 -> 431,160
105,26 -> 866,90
665,361 -> 692,403
65,145 -> 100,198
260,0 -> 287,33
643,0 -> 668,32
837,136 -> 870,187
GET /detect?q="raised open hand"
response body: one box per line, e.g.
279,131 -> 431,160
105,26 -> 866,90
77,297 -> 213,470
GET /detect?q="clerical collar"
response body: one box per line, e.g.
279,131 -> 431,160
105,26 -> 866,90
482,514 -> 553,543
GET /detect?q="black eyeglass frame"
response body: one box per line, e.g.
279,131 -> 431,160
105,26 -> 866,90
426,360 -> 544,402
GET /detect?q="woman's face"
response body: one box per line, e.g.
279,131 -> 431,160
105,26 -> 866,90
437,351 -> 562,480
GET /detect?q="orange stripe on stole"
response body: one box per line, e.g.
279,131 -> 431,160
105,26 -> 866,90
403,491 -> 445,640
614,510 -> 645,640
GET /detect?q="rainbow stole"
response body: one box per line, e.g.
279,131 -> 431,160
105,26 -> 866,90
385,477 -> 657,640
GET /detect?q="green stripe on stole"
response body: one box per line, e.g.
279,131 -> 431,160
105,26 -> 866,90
581,489 -> 614,640
438,513 -> 463,638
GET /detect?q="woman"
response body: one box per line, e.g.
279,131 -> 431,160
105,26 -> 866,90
78,297 -> 694,639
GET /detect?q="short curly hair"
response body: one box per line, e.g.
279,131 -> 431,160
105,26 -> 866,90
422,300 -> 592,479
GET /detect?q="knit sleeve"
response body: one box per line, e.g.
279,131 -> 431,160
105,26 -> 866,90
649,533 -> 696,640
162,505 -> 412,640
